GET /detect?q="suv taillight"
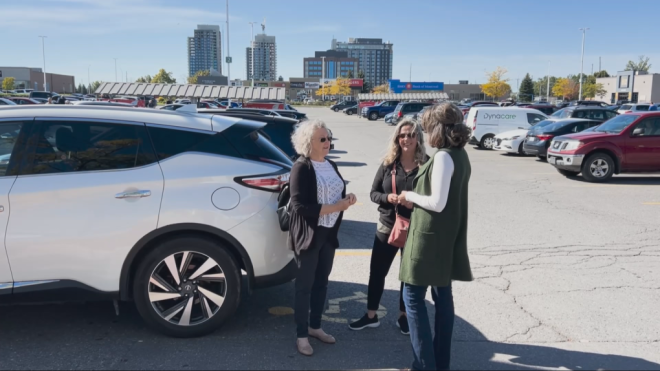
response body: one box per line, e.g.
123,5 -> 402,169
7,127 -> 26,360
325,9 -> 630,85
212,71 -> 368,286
398,111 -> 402,118
472,115 -> 477,131
536,134 -> 554,141
237,172 -> 289,192
624,111 -> 632,114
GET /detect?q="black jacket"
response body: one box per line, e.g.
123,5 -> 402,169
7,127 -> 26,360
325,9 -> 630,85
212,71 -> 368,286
288,156 -> 346,254
371,157 -> 428,229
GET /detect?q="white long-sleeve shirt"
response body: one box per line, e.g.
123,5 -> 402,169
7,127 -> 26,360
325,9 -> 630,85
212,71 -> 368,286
405,151 -> 454,213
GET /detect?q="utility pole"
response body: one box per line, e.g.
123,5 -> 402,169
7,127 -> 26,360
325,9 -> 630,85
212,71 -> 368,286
226,0 -> 230,82
321,56 -> 326,101
599,56 -> 601,73
114,58 -> 118,82
249,21 -> 257,87
88,65 -> 91,94
547,61 -> 551,101
578,27 -> 589,101
38,36 -> 47,91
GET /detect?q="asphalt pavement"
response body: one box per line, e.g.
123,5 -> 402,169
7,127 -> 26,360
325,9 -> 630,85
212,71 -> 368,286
1,107 -> 659,370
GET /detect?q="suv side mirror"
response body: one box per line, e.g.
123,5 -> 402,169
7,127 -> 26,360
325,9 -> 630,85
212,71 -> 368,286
632,128 -> 644,136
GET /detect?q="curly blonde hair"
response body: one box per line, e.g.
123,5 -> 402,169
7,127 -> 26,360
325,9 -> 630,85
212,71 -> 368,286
421,103 -> 472,149
291,119 -> 328,157
382,118 -> 426,166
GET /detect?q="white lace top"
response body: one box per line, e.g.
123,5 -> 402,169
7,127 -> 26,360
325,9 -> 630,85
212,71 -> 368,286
311,160 -> 344,228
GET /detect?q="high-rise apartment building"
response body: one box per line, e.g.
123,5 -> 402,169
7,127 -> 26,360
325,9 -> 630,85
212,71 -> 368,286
332,38 -> 393,87
303,50 -> 359,79
246,34 -> 277,82
188,25 -> 222,77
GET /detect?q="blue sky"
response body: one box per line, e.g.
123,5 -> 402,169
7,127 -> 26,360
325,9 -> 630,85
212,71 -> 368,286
2,0 -> 658,88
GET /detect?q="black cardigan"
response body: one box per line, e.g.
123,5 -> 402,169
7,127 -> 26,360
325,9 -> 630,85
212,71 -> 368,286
288,156 -> 346,254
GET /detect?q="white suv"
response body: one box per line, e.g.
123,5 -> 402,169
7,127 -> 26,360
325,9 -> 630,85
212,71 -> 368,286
0,105 -> 295,337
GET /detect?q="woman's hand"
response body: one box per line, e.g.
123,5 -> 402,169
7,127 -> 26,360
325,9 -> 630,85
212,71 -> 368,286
347,193 -> 358,205
401,200 -> 414,209
335,198 -> 352,212
387,193 -> 399,204
397,191 -> 408,204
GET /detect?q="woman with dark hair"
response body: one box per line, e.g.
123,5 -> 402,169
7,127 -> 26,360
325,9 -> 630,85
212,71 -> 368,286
396,103 -> 474,370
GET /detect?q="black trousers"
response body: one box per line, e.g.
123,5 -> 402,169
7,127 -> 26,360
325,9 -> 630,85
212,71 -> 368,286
294,227 -> 336,338
367,231 -> 405,313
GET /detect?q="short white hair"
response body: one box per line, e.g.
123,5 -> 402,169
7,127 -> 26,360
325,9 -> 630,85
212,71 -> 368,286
291,119 -> 328,157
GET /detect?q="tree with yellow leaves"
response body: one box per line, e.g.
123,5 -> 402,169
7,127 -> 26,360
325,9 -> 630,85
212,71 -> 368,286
372,83 -> 389,94
481,67 -> 511,100
315,84 -> 331,97
552,78 -> 579,100
330,78 -> 351,97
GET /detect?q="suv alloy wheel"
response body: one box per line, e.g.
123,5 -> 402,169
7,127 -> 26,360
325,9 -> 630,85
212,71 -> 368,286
369,112 -> 379,121
582,153 -> 615,183
133,236 -> 241,338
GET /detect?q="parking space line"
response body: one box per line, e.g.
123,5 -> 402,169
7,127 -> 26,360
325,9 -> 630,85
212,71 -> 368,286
642,202 -> 660,205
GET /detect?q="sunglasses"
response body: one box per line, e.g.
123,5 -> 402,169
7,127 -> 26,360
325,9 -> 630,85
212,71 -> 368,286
319,136 -> 333,143
397,132 -> 417,140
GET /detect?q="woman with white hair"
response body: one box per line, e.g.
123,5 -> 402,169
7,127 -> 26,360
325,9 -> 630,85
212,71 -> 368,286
289,119 -> 357,356
349,118 -> 428,335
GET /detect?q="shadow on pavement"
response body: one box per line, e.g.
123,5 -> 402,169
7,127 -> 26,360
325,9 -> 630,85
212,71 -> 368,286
337,220 -> 376,249
334,161 -> 367,167
0,281 -> 658,370
569,175 -> 660,186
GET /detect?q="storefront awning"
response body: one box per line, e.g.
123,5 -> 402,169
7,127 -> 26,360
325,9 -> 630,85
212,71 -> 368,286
357,92 -> 448,101
95,82 -> 286,100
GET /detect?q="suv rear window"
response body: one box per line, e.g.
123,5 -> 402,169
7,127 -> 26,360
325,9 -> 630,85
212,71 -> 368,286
221,122 -> 293,167
147,126 -> 240,160
636,105 -> 650,111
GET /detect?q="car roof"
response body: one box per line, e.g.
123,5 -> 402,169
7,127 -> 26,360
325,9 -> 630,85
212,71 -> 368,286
198,109 -> 298,123
0,105 -> 245,133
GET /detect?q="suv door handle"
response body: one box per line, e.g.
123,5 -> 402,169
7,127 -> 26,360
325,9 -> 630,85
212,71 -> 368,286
115,190 -> 151,199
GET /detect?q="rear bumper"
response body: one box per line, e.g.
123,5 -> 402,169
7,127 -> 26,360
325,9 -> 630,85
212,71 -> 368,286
523,141 -> 549,156
547,153 -> 584,172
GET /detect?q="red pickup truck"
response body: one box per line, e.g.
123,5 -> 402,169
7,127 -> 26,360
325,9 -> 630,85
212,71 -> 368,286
547,112 -> 660,182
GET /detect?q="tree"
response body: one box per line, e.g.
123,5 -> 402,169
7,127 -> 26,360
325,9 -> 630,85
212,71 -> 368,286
358,71 -> 369,93
278,76 -> 284,82
2,77 -> 15,91
625,55 -> 651,72
533,76 -> 557,99
583,82 -> 607,99
518,73 -> 535,102
480,67 -> 511,100
330,78 -> 351,97
90,81 -> 102,94
315,84 -> 331,97
594,70 -> 610,78
552,78 -> 579,100
151,69 -> 176,84
136,75 -> 152,83
187,70 -> 210,84
346,70 -> 354,79
372,83 -> 389,94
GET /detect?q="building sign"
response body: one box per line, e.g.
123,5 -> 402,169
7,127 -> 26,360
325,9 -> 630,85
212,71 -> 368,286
271,82 -> 286,87
290,82 -> 305,89
305,82 -> 320,89
255,82 -> 268,87
388,79 -> 444,93
321,78 -> 335,85
347,79 -> 363,87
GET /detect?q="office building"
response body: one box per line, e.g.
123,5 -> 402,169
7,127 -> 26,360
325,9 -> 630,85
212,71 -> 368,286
246,34 -> 277,82
597,71 -> 660,103
0,66 -> 75,93
188,25 -> 222,77
304,50 -> 359,79
332,38 -> 393,87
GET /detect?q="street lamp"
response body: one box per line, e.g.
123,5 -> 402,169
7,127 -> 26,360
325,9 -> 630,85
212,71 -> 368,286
578,27 -> 589,101
88,65 -> 91,94
321,56 -> 326,101
38,36 -> 47,91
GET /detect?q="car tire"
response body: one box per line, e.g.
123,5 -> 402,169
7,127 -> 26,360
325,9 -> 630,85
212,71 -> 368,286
369,112 -> 379,121
557,169 -> 579,177
517,143 -> 525,155
581,153 -> 615,183
334,108 -> 339,112
537,155 -> 547,161
133,236 -> 241,338
480,135 -> 495,150
347,111 -> 353,115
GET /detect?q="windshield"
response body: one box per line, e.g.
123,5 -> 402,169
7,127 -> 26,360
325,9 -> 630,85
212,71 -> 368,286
551,108 -> 573,118
594,115 -> 638,134
620,105 -> 632,110
541,121 -> 572,132
529,120 -> 555,131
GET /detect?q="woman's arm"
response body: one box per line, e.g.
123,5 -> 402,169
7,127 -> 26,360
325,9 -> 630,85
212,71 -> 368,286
370,165 -> 389,206
290,162 -> 350,217
404,152 -> 454,212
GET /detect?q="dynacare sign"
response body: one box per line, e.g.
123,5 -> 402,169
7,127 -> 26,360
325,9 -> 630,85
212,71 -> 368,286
388,79 -> 444,93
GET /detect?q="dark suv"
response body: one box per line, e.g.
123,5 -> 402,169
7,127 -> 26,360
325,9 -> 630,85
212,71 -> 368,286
550,106 -> 618,121
29,91 -> 60,99
392,102 -> 433,124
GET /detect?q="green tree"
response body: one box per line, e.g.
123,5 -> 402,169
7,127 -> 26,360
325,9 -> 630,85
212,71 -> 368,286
90,81 -> 103,94
2,77 -> 16,91
151,69 -> 176,84
594,70 -> 610,78
518,73 -> 534,102
533,76 -> 557,99
583,82 -> 607,99
136,75 -> 152,83
625,55 -> 651,72
187,70 -> 210,84
278,75 -> 284,82
358,71 -> 369,93
346,70 -> 354,79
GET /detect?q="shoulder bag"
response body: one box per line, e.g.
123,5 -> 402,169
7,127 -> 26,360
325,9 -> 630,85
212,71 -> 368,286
387,166 -> 410,248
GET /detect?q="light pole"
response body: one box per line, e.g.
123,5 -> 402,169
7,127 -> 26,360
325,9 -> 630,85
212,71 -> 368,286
88,65 -> 91,94
547,61 -> 551,101
38,36 -> 47,91
578,27 -> 589,101
226,0 -> 230,82
249,21 -> 258,87
114,58 -> 118,82
321,56 -> 326,101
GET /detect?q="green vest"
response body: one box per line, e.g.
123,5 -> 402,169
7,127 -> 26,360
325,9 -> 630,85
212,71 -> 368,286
399,147 -> 473,287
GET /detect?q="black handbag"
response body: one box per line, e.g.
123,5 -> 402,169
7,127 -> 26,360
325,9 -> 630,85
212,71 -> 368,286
276,184 -> 291,232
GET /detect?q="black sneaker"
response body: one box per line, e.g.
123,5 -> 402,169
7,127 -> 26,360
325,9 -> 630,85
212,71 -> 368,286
349,313 -> 380,330
397,315 -> 410,335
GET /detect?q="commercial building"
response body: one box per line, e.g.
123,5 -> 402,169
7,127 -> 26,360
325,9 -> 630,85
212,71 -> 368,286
246,34 -> 277,81
387,79 -> 504,101
303,50 -> 359,79
597,71 -> 660,103
0,66 -> 75,93
188,25 -> 223,77
332,38 -> 393,87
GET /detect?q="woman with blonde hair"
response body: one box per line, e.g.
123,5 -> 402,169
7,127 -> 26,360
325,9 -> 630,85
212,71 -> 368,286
349,118 -> 428,335
289,119 -> 357,356
397,103 -> 473,370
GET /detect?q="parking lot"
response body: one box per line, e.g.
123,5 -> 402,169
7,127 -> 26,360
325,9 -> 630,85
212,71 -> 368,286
1,106 -> 659,370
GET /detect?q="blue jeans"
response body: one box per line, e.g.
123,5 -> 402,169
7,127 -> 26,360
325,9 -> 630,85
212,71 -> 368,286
403,283 -> 454,371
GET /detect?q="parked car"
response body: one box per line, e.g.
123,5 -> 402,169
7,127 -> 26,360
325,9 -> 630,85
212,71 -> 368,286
274,110 -> 307,121
330,101 -> 357,112
466,107 -> 549,149
461,101 -> 499,116
0,104 -> 295,338
12,89 -> 34,94
7,97 -> 40,105
362,100 -> 401,120
72,101 -> 133,107
174,99 -> 192,104
391,102 -> 433,125
212,99 -> 240,108
617,103 -> 656,115
226,108 -> 281,117
523,118 -> 603,159
547,113 -> 660,181
0,98 -> 18,105
570,100 -> 609,107
158,104 -> 186,111
516,103 -> 556,115
197,102 -> 218,109
384,112 -> 395,125
550,106 -> 618,121
29,91 -> 59,100
343,105 -> 358,115
31,98 -> 49,104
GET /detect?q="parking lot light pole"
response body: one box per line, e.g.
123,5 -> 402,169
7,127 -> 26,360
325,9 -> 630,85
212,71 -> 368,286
578,28 -> 589,101
88,65 -> 91,94
38,36 -> 47,91
547,61 -> 551,101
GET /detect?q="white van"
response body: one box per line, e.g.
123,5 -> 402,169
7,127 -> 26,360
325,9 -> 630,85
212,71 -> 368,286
466,107 -> 548,149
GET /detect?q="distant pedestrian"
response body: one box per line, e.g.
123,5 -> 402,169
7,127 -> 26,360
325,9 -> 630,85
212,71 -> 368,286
349,118 -> 428,335
397,103 -> 473,371
289,119 -> 357,356
46,97 -> 53,105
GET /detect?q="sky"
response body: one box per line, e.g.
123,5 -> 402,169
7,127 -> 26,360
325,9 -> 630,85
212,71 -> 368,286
2,0 -> 659,90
